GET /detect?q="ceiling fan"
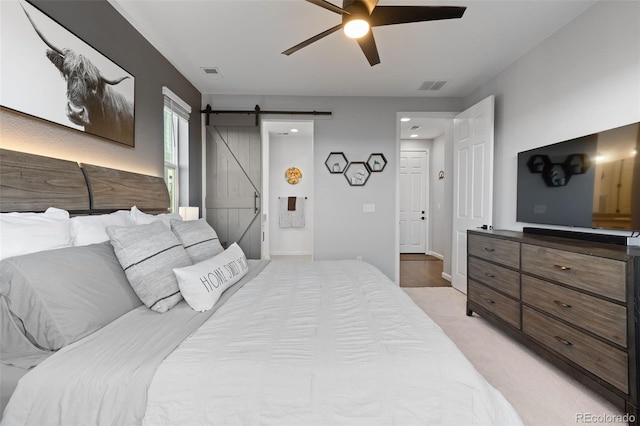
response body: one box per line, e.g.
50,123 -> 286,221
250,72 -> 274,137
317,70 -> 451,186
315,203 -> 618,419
282,0 -> 467,66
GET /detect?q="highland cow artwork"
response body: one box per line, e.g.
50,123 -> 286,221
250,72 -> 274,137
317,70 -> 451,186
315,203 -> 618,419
0,1 -> 135,147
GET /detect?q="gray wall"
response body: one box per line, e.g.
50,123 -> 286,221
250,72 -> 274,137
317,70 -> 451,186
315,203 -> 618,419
204,95 -> 463,281
464,0 -> 640,234
0,0 -> 202,211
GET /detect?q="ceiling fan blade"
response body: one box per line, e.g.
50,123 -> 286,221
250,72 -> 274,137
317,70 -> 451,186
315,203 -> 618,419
282,24 -> 344,56
369,6 -> 466,27
360,0 -> 379,15
342,0 -> 378,14
307,0 -> 349,15
357,31 -> 380,66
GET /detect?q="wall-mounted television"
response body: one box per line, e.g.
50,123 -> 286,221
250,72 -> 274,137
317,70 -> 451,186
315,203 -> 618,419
516,122 -> 640,231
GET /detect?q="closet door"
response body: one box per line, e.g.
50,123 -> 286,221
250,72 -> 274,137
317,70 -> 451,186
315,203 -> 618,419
205,125 -> 261,259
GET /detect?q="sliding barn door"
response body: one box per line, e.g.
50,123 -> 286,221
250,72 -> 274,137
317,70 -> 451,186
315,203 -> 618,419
205,125 -> 261,259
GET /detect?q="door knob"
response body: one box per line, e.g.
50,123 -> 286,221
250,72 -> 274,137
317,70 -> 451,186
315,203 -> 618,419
421,211 -> 425,214
421,216 -> 425,220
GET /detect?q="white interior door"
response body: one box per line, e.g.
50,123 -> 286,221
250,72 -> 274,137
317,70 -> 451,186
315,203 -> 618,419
400,150 -> 428,253
451,96 -> 495,293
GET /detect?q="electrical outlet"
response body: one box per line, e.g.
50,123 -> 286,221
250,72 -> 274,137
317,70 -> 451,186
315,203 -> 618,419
363,204 -> 375,213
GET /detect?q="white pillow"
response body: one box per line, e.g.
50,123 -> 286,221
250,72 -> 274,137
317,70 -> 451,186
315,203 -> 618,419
0,208 -> 71,260
70,210 -> 134,246
173,243 -> 249,312
130,205 -> 182,228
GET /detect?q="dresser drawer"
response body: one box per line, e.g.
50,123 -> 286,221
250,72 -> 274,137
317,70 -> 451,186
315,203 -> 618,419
523,307 -> 628,393
468,280 -> 520,329
522,275 -> 627,347
469,257 -> 520,298
521,244 -> 626,302
468,235 -> 520,269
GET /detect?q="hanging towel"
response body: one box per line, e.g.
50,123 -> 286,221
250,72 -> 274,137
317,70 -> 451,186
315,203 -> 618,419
279,197 -> 305,228
279,197 -> 292,228
291,198 -> 305,228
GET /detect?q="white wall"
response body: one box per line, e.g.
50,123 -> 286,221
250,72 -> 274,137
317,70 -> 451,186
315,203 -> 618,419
430,134 -> 446,259
269,134 -> 313,255
464,0 -> 640,233
203,95 -> 463,280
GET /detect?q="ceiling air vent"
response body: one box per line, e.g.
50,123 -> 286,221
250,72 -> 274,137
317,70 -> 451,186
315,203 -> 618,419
201,67 -> 223,78
409,125 -> 422,131
418,80 -> 447,91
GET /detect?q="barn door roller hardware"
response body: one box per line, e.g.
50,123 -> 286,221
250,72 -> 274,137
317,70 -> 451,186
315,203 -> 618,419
200,104 -> 332,126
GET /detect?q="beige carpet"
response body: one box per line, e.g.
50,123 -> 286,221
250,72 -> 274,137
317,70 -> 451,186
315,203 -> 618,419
403,287 -> 627,426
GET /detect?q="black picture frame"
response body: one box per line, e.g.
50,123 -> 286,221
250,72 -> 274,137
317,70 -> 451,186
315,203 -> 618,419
0,1 -> 136,147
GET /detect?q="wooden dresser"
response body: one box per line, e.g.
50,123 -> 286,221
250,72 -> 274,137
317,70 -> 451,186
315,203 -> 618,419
467,229 -> 640,422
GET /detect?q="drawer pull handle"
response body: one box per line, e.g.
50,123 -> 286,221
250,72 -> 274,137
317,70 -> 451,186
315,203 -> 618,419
484,247 -> 495,252
485,298 -> 495,304
553,264 -> 571,271
554,336 -> 573,346
553,300 -> 572,309
485,273 -> 496,278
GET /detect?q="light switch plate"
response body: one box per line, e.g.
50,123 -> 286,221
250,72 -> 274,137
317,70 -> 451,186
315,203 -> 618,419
363,204 -> 375,213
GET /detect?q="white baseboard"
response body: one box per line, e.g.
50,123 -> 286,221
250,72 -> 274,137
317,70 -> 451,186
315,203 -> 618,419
428,251 -> 444,260
441,272 -> 452,282
269,251 -> 312,256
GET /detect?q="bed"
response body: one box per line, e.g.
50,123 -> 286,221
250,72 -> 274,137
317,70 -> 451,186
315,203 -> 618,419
0,149 -> 522,425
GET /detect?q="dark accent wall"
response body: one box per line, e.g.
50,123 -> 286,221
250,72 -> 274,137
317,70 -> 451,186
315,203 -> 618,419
29,0 -> 202,210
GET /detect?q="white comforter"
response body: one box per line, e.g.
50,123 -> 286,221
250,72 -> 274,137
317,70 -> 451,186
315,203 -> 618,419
143,260 -> 522,425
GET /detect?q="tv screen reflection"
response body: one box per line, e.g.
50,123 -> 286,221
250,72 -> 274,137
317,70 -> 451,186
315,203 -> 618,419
517,122 -> 640,231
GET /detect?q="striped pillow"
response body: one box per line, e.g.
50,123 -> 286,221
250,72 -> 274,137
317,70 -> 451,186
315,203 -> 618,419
107,221 -> 192,313
170,219 -> 224,264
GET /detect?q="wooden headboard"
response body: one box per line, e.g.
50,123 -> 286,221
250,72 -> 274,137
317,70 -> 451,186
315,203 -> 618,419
0,149 -> 170,214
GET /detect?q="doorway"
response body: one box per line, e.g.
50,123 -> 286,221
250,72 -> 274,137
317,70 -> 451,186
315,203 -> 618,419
261,120 -> 314,260
397,112 -> 455,286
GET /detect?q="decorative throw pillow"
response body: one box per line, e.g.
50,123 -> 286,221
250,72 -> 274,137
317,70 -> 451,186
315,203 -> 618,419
107,221 -> 192,313
70,210 -> 134,246
130,205 -> 182,228
173,243 -> 249,312
170,219 -> 224,264
0,207 -> 71,260
0,242 -> 142,366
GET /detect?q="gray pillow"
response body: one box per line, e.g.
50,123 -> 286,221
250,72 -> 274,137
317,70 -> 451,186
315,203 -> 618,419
0,242 -> 142,364
0,296 -> 51,368
107,221 -> 192,313
170,219 -> 224,264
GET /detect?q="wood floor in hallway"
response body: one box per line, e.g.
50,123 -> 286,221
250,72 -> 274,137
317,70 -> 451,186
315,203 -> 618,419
399,254 -> 451,288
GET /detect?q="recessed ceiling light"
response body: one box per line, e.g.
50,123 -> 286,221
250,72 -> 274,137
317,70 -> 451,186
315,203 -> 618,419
401,117 -> 411,122
290,128 -> 299,133
410,134 -> 419,138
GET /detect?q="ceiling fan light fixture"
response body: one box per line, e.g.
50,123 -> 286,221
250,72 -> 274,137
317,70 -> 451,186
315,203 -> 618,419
344,19 -> 370,39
